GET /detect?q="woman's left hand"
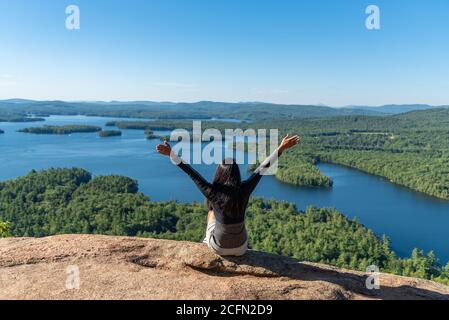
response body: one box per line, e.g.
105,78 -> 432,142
279,134 -> 301,152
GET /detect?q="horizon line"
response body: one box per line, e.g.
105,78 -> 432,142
1,98 -> 449,109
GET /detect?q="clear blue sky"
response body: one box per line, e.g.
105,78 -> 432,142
0,0 -> 448,106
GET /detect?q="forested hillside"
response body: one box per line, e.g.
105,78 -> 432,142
0,100 -> 397,121
0,168 -> 448,284
268,109 -> 449,199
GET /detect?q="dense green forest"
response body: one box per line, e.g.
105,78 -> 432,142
268,109 -> 449,199
275,160 -> 333,188
0,168 -> 448,284
244,150 -> 333,188
18,125 -> 102,135
98,130 -> 122,137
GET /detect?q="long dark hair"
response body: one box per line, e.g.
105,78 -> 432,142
213,158 -> 241,188
206,158 -> 243,218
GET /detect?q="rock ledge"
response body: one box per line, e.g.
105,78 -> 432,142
1,235 -> 448,300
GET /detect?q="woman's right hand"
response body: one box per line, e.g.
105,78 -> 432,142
156,141 -> 172,157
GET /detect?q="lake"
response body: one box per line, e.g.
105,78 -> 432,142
1,115 -> 449,263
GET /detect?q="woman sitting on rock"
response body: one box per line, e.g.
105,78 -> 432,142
156,134 -> 300,256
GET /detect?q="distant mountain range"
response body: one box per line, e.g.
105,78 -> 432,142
1,99 -> 448,120
344,104 -> 449,114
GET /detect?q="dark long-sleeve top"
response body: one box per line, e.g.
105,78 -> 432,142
174,149 -> 280,225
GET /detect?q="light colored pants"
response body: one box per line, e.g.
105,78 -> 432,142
203,219 -> 248,256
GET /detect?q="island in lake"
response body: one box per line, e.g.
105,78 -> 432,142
144,129 -> 192,141
98,130 -> 122,138
18,125 -> 102,135
0,112 -> 45,123
107,120 -> 189,131
145,131 -> 165,140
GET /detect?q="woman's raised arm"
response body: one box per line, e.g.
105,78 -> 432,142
242,134 -> 301,194
156,141 -> 217,200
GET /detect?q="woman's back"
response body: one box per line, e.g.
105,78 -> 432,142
177,159 -> 266,224
156,134 -> 301,252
